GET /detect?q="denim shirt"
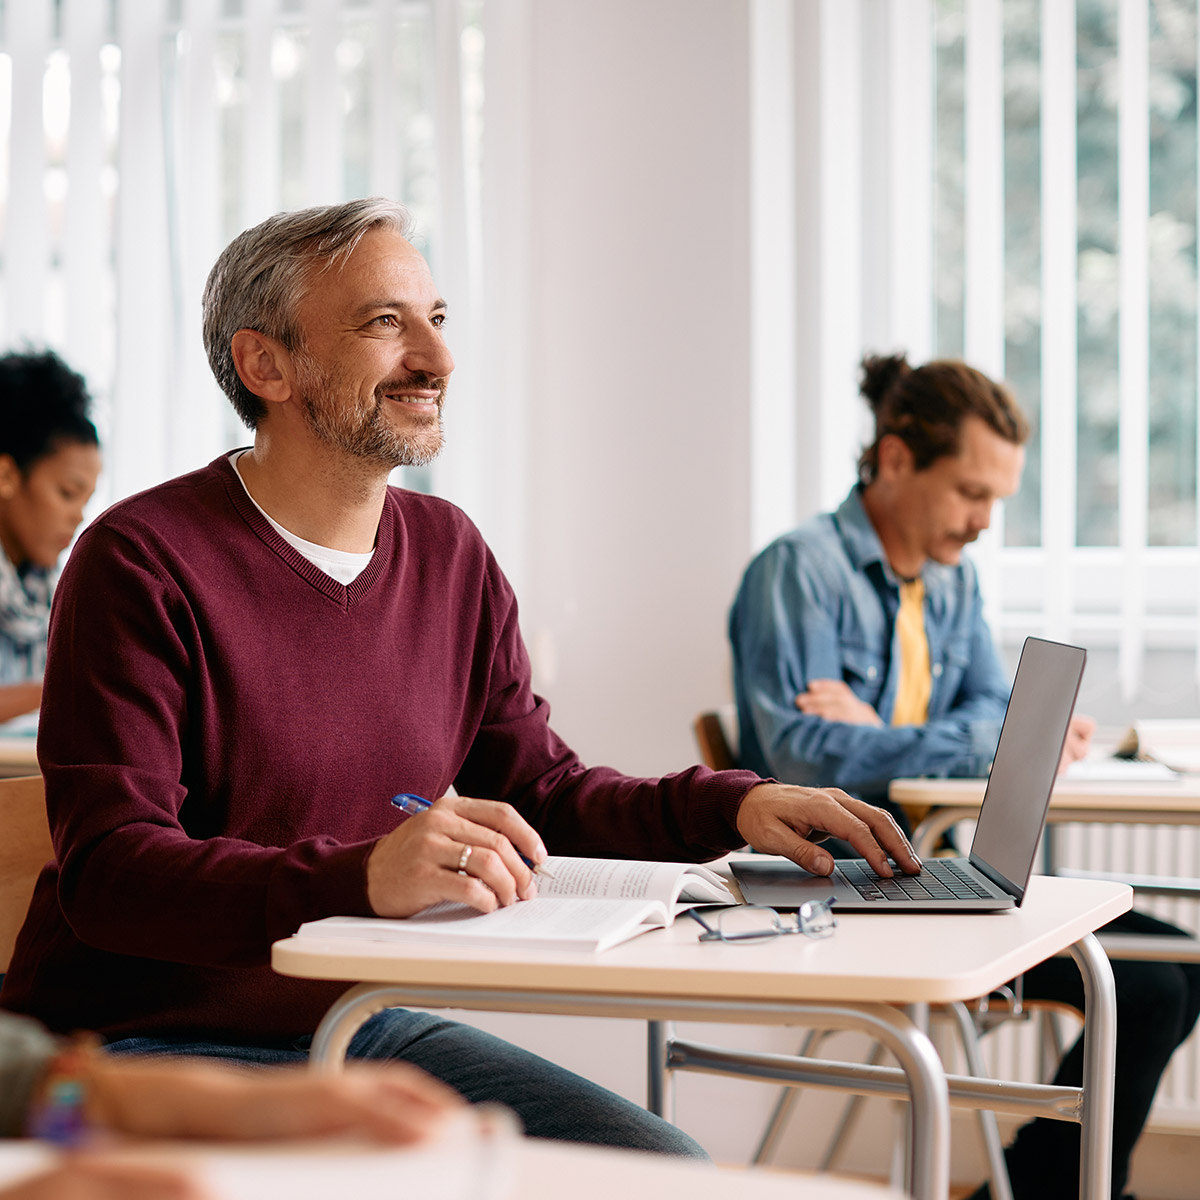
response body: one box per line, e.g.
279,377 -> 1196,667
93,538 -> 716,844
729,486 -> 1009,802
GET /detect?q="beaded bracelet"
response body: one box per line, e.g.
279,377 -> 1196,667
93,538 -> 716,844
25,1033 -> 100,1147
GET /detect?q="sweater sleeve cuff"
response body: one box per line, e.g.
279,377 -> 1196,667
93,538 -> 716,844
266,839 -> 378,943
0,1014 -> 61,1136
693,769 -> 768,850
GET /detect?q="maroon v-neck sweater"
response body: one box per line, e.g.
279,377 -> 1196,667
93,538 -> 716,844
1,456 -> 760,1040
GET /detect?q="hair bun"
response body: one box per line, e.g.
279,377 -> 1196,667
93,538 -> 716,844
859,353 -> 911,409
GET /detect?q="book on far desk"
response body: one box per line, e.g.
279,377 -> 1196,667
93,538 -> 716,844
1112,719 -> 1200,775
296,857 -> 737,953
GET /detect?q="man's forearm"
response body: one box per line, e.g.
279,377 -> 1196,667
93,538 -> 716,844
761,710 -> 1002,797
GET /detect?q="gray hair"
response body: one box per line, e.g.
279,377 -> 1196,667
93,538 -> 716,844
202,197 -> 414,429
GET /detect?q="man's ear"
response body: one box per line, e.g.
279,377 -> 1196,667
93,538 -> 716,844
0,455 -> 20,501
875,433 -> 914,481
230,329 -> 295,406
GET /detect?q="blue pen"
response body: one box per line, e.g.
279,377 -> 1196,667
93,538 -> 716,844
390,793 -> 556,879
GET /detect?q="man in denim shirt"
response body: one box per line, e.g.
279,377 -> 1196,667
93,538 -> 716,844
731,354 -> 1091,813
729,353 -> 1200,1200
731,485 -> 1012,803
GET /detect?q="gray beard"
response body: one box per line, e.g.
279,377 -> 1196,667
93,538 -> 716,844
295,362 -> 445,469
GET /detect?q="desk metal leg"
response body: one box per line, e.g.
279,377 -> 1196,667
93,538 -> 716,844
911,811 -> 971,860
946,1001 -> 1014,1200
816,1042 -> 884,1172
751,1028 -> 828,1165
308,982 -> 403,1070
646,1020 -> 674,1119
1069,933 -> 1117,1200
667,1004 -> 951,1200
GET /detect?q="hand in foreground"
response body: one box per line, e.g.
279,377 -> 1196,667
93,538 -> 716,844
0,1159 -> 211,1200
795,679 -> 882,726
84,1055 -> 463,1143
1058,713 -> 1097,775
367,794 -> 548,917
736,782 -> 921,879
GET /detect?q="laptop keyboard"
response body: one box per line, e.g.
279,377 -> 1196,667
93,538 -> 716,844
837,858 -> 999,903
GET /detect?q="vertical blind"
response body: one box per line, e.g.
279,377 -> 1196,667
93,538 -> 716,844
0,0 -> 482,515
751,0 -> 1200,719
936,0 -> 1200,703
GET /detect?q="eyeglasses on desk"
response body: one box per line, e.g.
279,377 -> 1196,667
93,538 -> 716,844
687,900 -> 837,944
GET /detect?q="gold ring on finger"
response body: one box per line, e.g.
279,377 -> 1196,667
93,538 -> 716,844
457,844 -> 473,875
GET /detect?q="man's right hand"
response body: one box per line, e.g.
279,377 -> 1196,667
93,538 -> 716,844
735,782 -> 922,879
366,795 -> 549,917
794,679 -> 882,726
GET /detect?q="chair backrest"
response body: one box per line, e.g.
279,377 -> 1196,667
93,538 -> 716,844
0,775 -> 50,974
693,710 -> 738,771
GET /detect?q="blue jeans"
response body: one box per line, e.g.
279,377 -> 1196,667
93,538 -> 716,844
106,1008 -> 706,1159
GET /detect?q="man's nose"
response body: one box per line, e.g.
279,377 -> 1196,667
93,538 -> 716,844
971,500 -> 994,532
403,326 -> 455,379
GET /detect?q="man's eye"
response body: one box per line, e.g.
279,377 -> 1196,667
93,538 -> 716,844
372,314 -> 398,327
431,313 -> 446,328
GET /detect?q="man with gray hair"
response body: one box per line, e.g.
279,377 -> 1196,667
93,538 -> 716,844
1,199 -> 918,1155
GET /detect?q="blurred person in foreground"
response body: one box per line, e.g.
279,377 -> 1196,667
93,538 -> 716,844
729,352 -> 1200,1200
0,1007 -> 461,1200
0,352 -> 101,726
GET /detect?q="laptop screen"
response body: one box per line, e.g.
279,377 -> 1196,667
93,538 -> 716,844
969,637 -> 1086,901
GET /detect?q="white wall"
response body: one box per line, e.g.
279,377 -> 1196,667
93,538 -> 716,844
501,0 -> 755,778
470,0 -> 787,1163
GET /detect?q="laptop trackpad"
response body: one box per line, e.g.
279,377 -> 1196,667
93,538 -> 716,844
731,860 -> 839,907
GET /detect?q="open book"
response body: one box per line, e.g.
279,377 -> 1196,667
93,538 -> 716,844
296,857 -> 737,953
1112,719 -> 1200,775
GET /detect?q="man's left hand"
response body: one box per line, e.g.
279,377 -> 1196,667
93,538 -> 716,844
736,782 -> 922,878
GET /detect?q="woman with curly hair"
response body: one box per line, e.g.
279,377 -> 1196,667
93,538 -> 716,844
0,350 -> 101,725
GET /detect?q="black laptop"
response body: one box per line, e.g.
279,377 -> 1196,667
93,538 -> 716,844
731,636 -> 1086,912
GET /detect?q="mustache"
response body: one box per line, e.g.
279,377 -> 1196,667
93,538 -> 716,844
378,371 -> 447,394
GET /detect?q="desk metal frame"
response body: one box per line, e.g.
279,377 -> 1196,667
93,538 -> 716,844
297,933 -> 1116,1200
910,802 -> 1200,960
911,802 -> 1200,866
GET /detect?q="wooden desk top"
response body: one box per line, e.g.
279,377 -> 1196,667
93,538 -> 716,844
890,773 -> 1200,813
272,873 -> 1130,1012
